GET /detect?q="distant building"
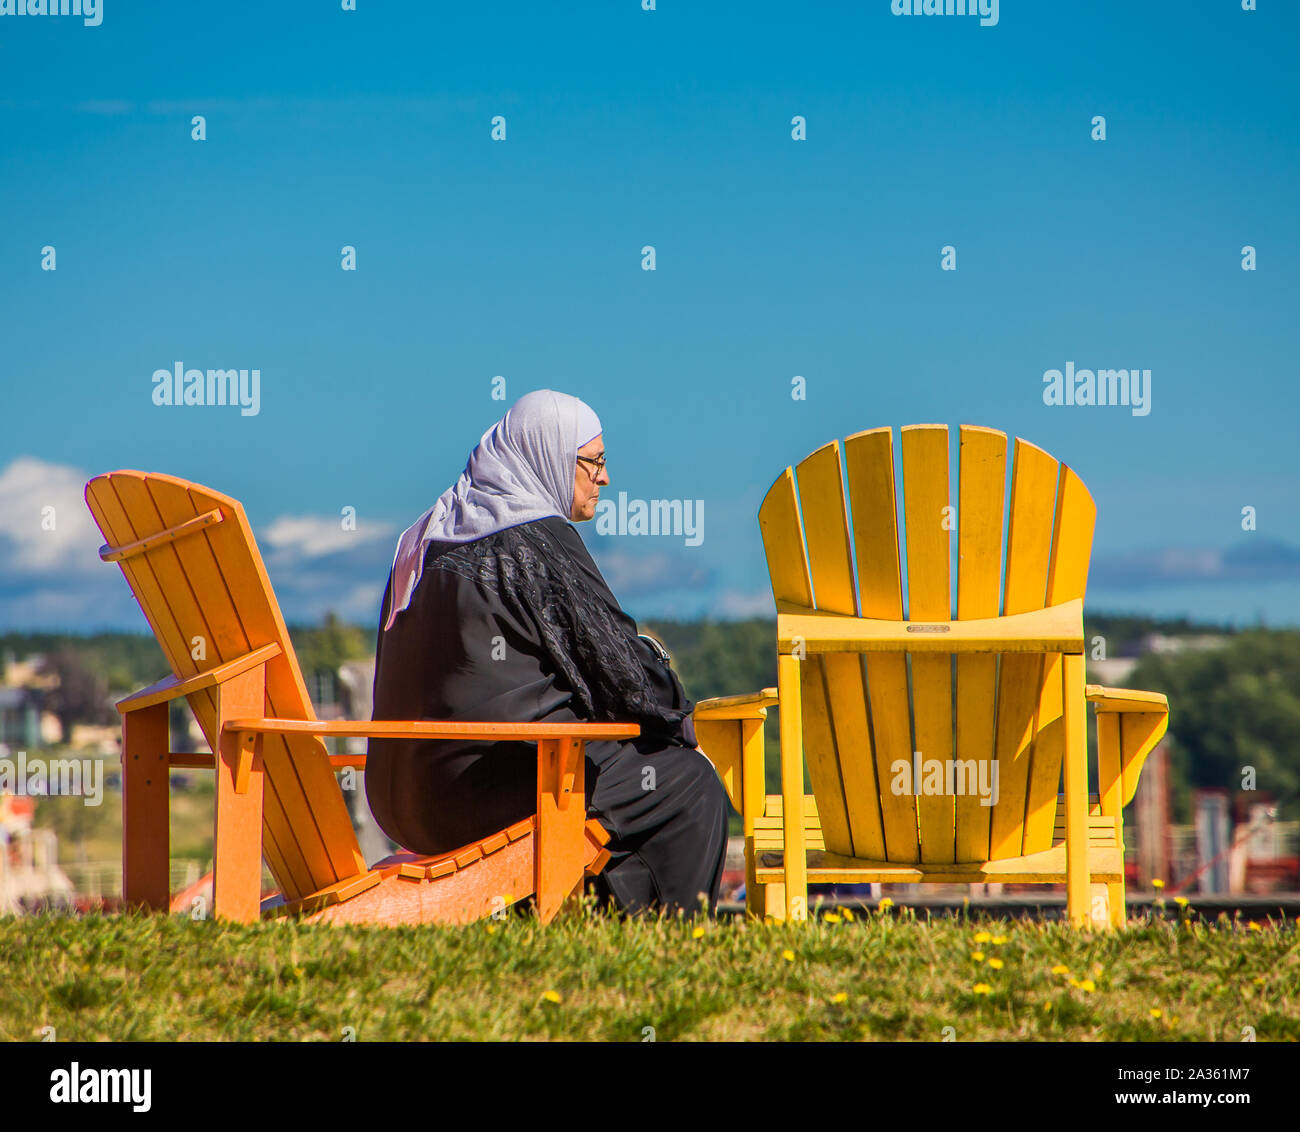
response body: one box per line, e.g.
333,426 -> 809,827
1086,656 -> 1138,686
1087,629 -> 1229,688
0,686 -> 43,751
1140,632 -> 1229,655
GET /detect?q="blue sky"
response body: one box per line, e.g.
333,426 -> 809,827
1,1 -> 1297,634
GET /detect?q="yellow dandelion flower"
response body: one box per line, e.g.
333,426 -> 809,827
1042,1001 -> 1053,1012
974,931 -> 992,943
1247,921 -> 1262,932
823,912 -> 841,924
988,958 -> 1004,970
1150,1008 -> 1162,1019
841,907 -> 855,922
541,990 -> 562,1004
692,926 -> 705,939
829,992 -> 848,1004
1174,897 -> 1189,907
1092,963 -> 1104,977
971,951 -> 985,962
486,923 -> 497,935
991,935 -> 1007,946
1068,977 -> 1081,988
972,984 -> 992,995
1253,975 -> 1265,986
782,949 -> 795,962
1051,964 -> 1070,976
1079,979 -> 1096,993
878,897 -> 894,909
1152,878 -> 1164,889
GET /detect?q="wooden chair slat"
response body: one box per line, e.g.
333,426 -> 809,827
480,832 -> 509,856
796,657 -> 852,856
843,427 -> 904,620
795,442 -> 881,858
758,467 -> 812,608
1023,465 -> 1099,853
954,426 -> 1006,862
821,654 -> 885,859
843,428 -> 917,861
989,438 -> 1059,860
901,425 -> 955,863
796,442 -> 856,614
86,476 -> 195,684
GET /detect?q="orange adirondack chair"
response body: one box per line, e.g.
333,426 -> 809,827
695,425 -> 1170,930
85,471 -> 637,926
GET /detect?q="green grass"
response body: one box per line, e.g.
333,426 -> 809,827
2,902 -> 1297,1041
32,772 -> 218,868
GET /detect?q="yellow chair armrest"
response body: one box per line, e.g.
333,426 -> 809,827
1087,686 -> 1170,810
693,688 -> 779,720
692,694 -> 774,823
1085,684 -> 1169,713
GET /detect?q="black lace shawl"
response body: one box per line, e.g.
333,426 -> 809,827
423,516 -> 695,744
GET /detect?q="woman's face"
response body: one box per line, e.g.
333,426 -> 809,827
571,434 -> 609,522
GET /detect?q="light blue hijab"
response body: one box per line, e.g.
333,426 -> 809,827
383,389 -> 603,631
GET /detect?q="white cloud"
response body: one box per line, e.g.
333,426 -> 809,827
0,456 -> 105,578
588,548 -> 712,597
261,514 -> 395,560
0,458 -> 398,631
714,588 -> 776,618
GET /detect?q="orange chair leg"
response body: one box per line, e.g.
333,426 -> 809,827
213,666 -> 267,923
535,737 -> 588,922
121,701 -> 170,912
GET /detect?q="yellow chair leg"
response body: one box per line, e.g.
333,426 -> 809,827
1062,655 -> 1090,929
764,882 -> 786,921
744,835 -> 766,919
778,654 -> 807,922
1108,877 -> 1126,929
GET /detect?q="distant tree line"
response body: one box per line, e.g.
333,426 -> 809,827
5,613 -> 1295,822
1129,630 -> 1300,822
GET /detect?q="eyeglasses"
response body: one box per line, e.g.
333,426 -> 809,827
576,453 -> 607,476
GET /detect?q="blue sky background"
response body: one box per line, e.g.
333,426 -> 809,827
1,1 -> 1297,634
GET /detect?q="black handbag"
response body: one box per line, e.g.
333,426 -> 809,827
635,632 -> 697,748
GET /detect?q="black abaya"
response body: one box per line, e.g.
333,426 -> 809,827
364,515 -> 731,915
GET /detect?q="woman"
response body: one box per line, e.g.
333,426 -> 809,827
365,389 -> 732,915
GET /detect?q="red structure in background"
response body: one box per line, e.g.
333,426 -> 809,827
1131,741 -> 1298,894
1134,741 -> 1171,889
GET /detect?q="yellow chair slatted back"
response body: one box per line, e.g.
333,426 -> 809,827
86,470 -> 367,903
758,425 -> 1096,865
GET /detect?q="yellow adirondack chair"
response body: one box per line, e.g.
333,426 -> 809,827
695,425 -> 1169,930
85,470 -> 637,926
